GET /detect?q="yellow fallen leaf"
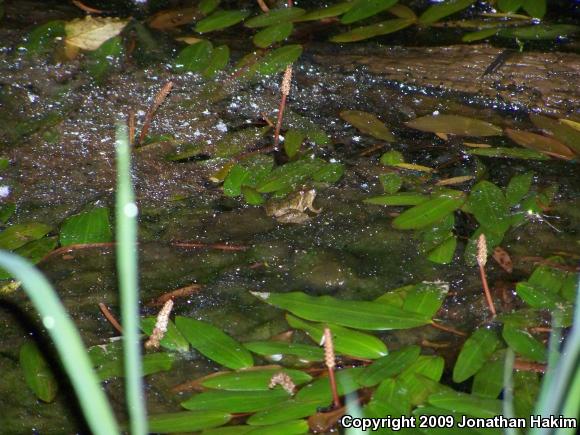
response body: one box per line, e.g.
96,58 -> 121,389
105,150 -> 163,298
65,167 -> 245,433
463,142 -> 491,148
559,118 -> 580,132
394,163 -> 434,173
65,16 -> 128,51
176,36 -> 204,45
436,175 -> 474,186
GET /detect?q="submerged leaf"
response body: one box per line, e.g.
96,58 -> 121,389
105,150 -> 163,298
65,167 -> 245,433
505,128 -> 574,160
245,8 -> 306,28
59,207 -> 112,247
406,114 -> 502,137
357,345 -> 421,387
499,24 -> 579,40
419,0 -> 476,25
243,341 -> 324,361
20,341 -> 58,403
65,16 -> 128,51
174,40 -> 213,73
253,44 -> 303,76
467,147 -> 549,160
148,410 -> 231,433
452,328 -> 501,383
195,10 -> 249,33
340,110 -> 394,141
530,114 -> 580,155
392,191 -> 465,230
0,223 -> 52,251
176,317 -> 254,369
253,22 -> 293,48
251,291 -> 431,330
467,180 -> 511,234
341,0 -> 399,25
502,325 -> 546,362
331,18 -> 414,43
297,3 -> 354,22
201,368 -> 311,391
181,389 -> 290,413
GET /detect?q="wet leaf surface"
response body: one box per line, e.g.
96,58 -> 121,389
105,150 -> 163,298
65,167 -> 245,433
195,10 -> 250,33
392,191 -> 465,230
340,110 -> 394,141
59,207 -> 112,247
452,328 -> 501,383
419,0 -> 476,24
331,18 -> 414,42
340,0 -> 399,25
181,389 -> 291,413
406,114 -> 502,136
148,410 -> 231,433
253,22 -> 293,48
505,128 -> 574,160
19,341 -> 58,403
245,8 -> 306,28
201,368 -> 311,391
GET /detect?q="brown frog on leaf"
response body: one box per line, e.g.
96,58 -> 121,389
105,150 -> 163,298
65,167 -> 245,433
265,189 -> 322,224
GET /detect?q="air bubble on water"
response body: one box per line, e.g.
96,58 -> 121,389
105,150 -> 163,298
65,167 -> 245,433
124,202 -> 138,217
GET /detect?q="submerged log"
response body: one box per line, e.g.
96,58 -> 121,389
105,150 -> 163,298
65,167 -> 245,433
310,44 -> 580,118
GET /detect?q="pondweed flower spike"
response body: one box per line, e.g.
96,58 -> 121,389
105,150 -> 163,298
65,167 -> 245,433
145,299 -> 174,350
477,233 -> 496,317
322,327 -> 341,408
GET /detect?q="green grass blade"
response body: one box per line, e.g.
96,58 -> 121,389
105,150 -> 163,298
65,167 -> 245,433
502,349 -> 519,435
116,123 -> 147,435
0,251 -> 119,435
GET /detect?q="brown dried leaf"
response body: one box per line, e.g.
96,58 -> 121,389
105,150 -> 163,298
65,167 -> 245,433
148,7 -> 201,30
505,128 -> 574,160
65,16 -> 128,51
406,114 -> 502,136
492,246 -> 513,273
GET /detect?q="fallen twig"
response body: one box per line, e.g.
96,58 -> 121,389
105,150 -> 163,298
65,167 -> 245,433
137,81 -> 173,146
146,284 -> 202,307
98,302 -> 123,334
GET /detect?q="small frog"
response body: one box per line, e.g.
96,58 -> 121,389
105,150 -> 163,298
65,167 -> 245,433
265,189 -> 322,224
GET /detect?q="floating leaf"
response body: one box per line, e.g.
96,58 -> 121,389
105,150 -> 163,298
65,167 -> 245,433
65,16 -> 128,51
148,7 -> 200,30
502,325 -> 546,362
499,24 -> 579,40
283,129 -> 304,158
96,352 -> 174,381
435,175 -> 474,186
241,187 -> 264,206
419,0 -> 476,25
181,389 -> 290,413
256,159 -> 324,193
402,282 -> 449,318
505,128 -> 574,160
505,171 -> 533,206
6,237 -> 57,275
467,147 -> 549,160
223,165 -> 249,197
331,18 -> 414,42
253,22 -> 293,48
401,355 -> 445,383
199,0 -> 221,15
452,328 -> 501,383
148,410 -> 231,433
426,392 -> 501,421
286,314 -> 388,360
498,0 -> 523,13
245,8 -> 306,28
406,114 -> 502,137
297,2 -> 354,21
174,40 -> 213,72
467,180 -> 511,234
392,191 -> 465,230
141,318 -> 189,352
388,4 -> 417,20
340,110 -> 394,142
20,341 -> 58,403
251,291 -> 431,331
357,345 -> 421,387
246,420 -> 309,434
515,282 -> 562,310
253,44 -> 303,76
247,400 -> 320,425
201,368 -> 311,391
203,45 -> 230,78
195,10 -> 249,33
378,173 -> 402,194
59,207 -> 112,247
364,192 -> 428,206
530,114 -> 580,155
311,162 -> 344,183
243,341 -> 324,361
380,150 -> 404,165
341,0 -> 399,25
176,316 -> 253,370
295,367 -> 364,405
0,223 -> 52,251
22,20 -> 66,54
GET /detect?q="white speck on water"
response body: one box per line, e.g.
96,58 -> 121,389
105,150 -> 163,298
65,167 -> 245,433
193,129 -> 201,137
432,110 -> 440,116
124,203 -> 138,217
0,185 -> 10,198
203,109 -> 210,115
43,316 -> 55,329
353,136 -> 361,142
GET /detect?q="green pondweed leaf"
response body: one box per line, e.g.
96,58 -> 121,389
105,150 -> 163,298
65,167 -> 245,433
331,18 -> 414,43
528,259 -> 570,293
0,236 -> 58,280
467,147 -> 549,160
406,114 -> 502,136
498,0 -> 523,13
20,341 -> 58,403
340,110 -> 395,142
246,420 -> 309,434
340,0 -> 399,25
502,324 -> 546,363
402,281 -> 449,318
285,314 -> 388,359
241,186 -> 265,205
397,373 -> 446,407
243,341 -> 324,362
215,126 -> 270,158
401,355 -> 445,383
311,162 -> 344,183
223,164 -> 249,197
176,316 -> 254,370
247,400 -> 320,425
181,389 -> 291,413
462,28 -> 499,43
199,0 -> 221,15
297,2 -> 354,21
140,317 -> 189,352
283,129 -> 304,158
201,368 -> 311,391
59,207 -> 112,247
392,190 -> 465,230
505,171 -> 534,207
513,371 -> 540,419
253,22 -> 293,48
364,192 -> 428,206
253,291 -> 432,330
428,391 -> 502,418
245,8 -> 306,28
0,222 -> 52,251
22,20 -> 66,54
87,35 -> 123,82
466,180 -> 511,234
365,378 -> 412,416
388,4 -> 417,19
256,158 -> 324,193
452,328 -> 501,383
148,410 -> 231,433
379,173 -> 402,194
195,10 -> 250,33
380,150 -> 404,165
295,367 -> 364,405
96,352 -> 174,381
426,234 -> 457,264
522,0 -> 546,19
0,203 -> 15,224
174,40 -> 213,72
419,0 -> 476,25
515,282 -> 564,309
357,345 -> 421,387
472,357 -> 504,399
253,44 -> 303,76
203,45 -> 230,78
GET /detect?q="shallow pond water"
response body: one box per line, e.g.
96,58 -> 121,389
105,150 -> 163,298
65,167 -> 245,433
0,1 -> 579,433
